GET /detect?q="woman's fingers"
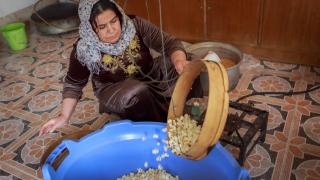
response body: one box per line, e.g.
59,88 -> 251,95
176,60 -> 189,74
39,119 -> 58,136
39,123 -> 54,136
39,116 -> 68,136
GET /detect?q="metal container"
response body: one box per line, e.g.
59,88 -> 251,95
31,1 -> 79,35
186,42 -> 243,93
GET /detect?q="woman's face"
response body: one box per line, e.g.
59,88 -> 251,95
94,9 -> 121,44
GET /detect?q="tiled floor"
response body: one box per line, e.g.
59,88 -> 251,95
0,28 -> 320,180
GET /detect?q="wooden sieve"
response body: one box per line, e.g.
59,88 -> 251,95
168,59 -> 229,160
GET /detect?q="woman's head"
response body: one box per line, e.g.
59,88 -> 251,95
77,0 -> 136,74
90,0 -> 123,44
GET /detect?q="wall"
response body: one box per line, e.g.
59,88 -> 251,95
0,0 -> 37,17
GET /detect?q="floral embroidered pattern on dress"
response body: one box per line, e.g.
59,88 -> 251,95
102,35 -> 141,76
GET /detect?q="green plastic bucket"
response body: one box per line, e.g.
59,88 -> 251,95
0,22 -> 28,51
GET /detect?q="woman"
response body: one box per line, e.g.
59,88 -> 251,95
39,0 -> 192,136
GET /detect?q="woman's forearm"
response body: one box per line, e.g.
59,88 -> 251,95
60,98 -> 78,121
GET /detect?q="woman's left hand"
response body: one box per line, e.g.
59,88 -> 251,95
174,59 -> 189,74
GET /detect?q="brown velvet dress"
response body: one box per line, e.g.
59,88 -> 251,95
62,16 -> 186,122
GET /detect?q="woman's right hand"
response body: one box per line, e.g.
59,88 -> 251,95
39,115 -> 68,136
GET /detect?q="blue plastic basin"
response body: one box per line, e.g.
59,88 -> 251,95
42,120 -> 250,180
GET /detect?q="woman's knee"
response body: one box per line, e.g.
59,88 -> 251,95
99,79 -> 149,114
121,80 -> 150,109
109,80 -> 150,114
118,85 -> 151,120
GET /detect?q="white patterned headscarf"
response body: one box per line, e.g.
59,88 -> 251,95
77,0 -> 136,74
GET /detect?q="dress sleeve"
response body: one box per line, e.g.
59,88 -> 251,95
62,46 -> 90,100
133,16 -> 186,58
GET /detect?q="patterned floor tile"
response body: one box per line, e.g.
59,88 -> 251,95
0,82 -> 32,103
20,133 -> 60,166
26,90 -> 62,114
69,99 -> 99,125
252,76 -> 292,93
18,36 -> 74,60
29,61 -> 66,81
291,154 -> 320,180
0,119 -> 26,148
308,88 -> 320,105
1,54 -> 37,76
263,61 -> 298,71
245,144 -> 274,178
301,116 -> 320,145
